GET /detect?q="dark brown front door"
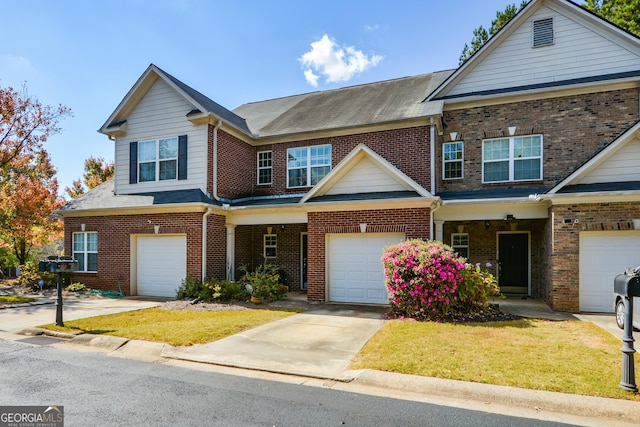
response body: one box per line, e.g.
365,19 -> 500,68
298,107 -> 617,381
498,233 -> 529,294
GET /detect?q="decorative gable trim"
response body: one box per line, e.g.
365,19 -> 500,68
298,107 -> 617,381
299,143 -> 433,203
548,121 -> 640,194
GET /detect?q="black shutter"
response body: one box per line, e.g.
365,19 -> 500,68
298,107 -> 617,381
129,141 -> 138,184
178,135 -> 187,180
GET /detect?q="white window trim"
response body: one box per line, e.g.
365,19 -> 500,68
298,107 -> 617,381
138,137 -> 178,182
257,150 -> 272,185
73,231 -> 98,272
443,141 -> 464,180
452,232 -> 469,258
263,234 -> 277,258
482,135 -> 543,183
287,144 -> 331,188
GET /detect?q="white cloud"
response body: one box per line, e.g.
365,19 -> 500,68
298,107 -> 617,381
299,34 -> 383,87
364,24 -> 379,31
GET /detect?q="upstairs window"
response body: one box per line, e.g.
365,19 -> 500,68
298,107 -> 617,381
73,232 -> 98,272
443,142 -> 464,179
257,151 -> 272,185
139,137 -> 178,182
533,18 -> 554,47
287,145 -> 331,188
483,135 -> 542,183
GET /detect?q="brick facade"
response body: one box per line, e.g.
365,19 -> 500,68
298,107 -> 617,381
64,213 -> 207,295
437,89 -> 640,193
307,208 -> 431,301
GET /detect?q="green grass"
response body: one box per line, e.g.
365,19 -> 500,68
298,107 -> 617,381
0,295 -> 36,305
351,319 -> 640,401
40,307 -> 301,346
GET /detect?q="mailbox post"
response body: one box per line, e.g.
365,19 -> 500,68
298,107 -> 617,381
614,272 -> 640,392
38,257 -> 79,327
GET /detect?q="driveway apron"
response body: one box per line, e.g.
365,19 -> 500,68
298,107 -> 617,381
163,308 -> 387,381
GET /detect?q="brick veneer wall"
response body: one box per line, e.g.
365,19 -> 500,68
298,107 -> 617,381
234,223 -> 307,290
64,212 -> 205,295
442,219 -> 546,298
544,202 -> 640,312
206,213 -> 227,279
307,208 -> 431,301
216,126 -> 432,200
437,88 -> 640,193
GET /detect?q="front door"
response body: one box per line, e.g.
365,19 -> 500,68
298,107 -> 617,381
497,232 -> 529,294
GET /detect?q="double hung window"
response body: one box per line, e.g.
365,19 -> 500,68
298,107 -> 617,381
443,142 -> 464,179
73,232 -> 98,272
257,151 -> 272,185
264,234 -> 277,258
287,145 -> 331,187
483,135 -> 542,183
139,137 -> 178,182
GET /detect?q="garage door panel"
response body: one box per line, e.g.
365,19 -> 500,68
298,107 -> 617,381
580,232 -> 640,313
137,236 -> 187,298
328,233 -> 404,304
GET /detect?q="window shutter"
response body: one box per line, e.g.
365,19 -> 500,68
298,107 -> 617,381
533,18 -> 554,47
178,135 -> 187,180
129,141 -> 138,184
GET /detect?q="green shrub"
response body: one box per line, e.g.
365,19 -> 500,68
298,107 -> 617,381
239,263 -> 288,302
457,262 -> 501,311
67,282 -> 87,292
204,278 -> 247,301
176,276 -> 207,300
17,262 -> 57,290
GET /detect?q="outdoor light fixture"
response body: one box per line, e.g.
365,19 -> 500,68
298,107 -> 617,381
504,214 -> 515,220
484,220 -> 490,229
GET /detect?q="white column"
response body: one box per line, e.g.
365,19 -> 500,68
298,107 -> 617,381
434,220 -> 444,242
225,224 -> 237,281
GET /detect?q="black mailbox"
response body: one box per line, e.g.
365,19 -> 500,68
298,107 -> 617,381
615,274 -> 640,298
38,256 -> 79,273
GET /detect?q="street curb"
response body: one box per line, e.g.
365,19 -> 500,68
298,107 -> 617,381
18,327 -> 77,339
352,370 -> 640,422
69,334 -> 129,351
0,299 -> 54,309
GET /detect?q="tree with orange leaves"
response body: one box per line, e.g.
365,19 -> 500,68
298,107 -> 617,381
65,156 -> 114,199
0,84 -> 70,265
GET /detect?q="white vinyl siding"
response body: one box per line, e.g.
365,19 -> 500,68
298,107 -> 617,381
444,5 -> 640,98
114,78 -> 208,195
575,137 -> 640,184
325,157 -> 407,195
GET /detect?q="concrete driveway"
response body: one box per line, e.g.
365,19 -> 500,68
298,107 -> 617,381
163,307 -> 387,381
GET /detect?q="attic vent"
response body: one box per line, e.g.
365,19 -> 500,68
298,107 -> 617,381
532,18 -> 554,47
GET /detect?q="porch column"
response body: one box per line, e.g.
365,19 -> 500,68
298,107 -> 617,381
225,224 -> 237,281
434,220 -> 444,242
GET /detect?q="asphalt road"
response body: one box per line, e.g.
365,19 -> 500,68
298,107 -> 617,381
0,338 -> 589,427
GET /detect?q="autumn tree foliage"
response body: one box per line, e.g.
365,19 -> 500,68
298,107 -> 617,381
65,156 -> 114,199
0,84 -> 70,266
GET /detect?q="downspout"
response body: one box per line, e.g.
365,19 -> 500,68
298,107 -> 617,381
212,119 -> 222,201
202,206 -> 213,282
430,117 -> 436,196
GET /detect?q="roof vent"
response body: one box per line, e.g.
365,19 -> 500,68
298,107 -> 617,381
532,18 -> 554,47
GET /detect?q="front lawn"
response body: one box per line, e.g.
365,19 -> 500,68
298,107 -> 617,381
0,295 -> 36,305
350,318 -> 640,401
40,307 -> 301,346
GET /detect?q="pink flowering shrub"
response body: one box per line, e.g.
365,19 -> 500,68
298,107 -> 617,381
382,239 -> 499,321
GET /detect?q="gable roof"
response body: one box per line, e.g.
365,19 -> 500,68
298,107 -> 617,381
99,64 -> 250,137
548,120 -> 640,194
426,0 -> 640,102
300,143 -> 434,203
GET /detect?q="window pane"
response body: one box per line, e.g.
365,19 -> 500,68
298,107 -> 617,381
139,162 -> 156,182
452,234 -> 468,246
74,253 -> 85,271
258,169 -> 272,184
310,166 -> 330,185
514,136 -> 541,158
139,140 -> 156,162
444,142 -> 463,161
483,139 -> 509,161
310,145 -> 330,165
288,148 -> 307,168
258,152 -> 272,168
87,233 -> 98,251
455,247 -> 469,258
484,161 -> 509,182
87,253 -> 98,272
73,234 -> 85,252
159,159 -> 177,180
514,159 -> 541,180
159,138 -> 178,159
288,168 -> 307,187
444,162 -> 462,179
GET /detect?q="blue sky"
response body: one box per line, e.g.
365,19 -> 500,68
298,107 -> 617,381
2,0 -> 513,195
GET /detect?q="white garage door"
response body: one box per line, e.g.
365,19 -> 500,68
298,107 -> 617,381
327,233 -> 404,304
580,231 -> 640,313
136,235 -> 187,297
